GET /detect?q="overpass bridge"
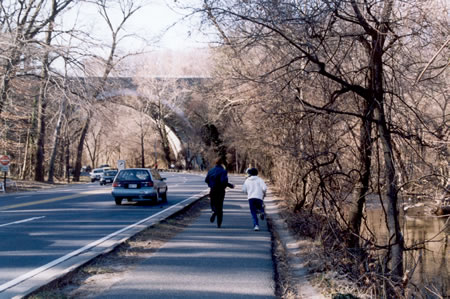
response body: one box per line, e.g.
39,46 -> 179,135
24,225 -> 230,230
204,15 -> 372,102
72,76 -> 210,166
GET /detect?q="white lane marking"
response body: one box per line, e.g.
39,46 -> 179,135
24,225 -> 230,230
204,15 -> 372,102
0,216 -> 46,228
0,189 -> 209,293
15,196 -> 31,199
0,208 -> 94,213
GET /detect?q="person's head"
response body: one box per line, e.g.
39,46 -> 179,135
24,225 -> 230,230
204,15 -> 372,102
214,157 -> 224,166
247,167 -> 258,176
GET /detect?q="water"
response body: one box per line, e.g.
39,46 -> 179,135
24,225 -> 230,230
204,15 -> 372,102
365,207 -> 449,297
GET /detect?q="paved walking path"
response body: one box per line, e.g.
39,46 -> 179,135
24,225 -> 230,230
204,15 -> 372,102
95,185 -> 276,298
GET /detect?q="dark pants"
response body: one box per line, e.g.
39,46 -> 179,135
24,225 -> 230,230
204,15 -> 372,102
249,198 -> 264,226
210,188 -> 225,227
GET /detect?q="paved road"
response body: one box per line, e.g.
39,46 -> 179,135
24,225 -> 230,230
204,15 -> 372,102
0,172 -> 208,298
95,176 -> 276,298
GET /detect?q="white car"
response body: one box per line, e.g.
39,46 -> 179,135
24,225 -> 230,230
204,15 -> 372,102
90,168 -> 106,182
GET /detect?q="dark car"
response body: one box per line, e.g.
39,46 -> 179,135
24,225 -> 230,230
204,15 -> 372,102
99,169 -> 118,185
111,168 -> 168,205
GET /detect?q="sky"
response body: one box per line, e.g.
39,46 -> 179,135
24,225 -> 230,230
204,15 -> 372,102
53,0 -> 212,76
64,0 -> 209,52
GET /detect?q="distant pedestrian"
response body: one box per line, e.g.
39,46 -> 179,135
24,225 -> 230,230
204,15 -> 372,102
242,168 -> 267,231
205,157 -> 234,228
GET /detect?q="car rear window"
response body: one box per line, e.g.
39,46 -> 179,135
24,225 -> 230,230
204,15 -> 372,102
105,171 -> 117,176
117,169 -> 150,181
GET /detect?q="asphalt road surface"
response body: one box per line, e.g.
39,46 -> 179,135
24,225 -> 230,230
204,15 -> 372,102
0,172 -> 208,297
94,185 -> 275,298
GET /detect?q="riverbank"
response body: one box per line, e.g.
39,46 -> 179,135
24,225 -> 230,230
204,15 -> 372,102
275,192 -> 449,298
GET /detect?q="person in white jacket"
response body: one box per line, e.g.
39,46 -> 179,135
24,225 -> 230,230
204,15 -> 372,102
242,168 -> 267,231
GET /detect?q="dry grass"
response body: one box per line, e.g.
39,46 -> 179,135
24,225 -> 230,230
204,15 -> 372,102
3,177 -> 90,193
272,195 -> 368,299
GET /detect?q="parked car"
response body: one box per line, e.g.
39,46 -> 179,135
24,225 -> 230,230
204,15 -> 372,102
99,164 -> 110,168
90,168 -> 105,182
111,168 -> 168,205
99,169 -> 118,185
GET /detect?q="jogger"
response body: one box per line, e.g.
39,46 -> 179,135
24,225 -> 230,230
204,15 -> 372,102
205,157 -> 234,228
242,168 -> 267,231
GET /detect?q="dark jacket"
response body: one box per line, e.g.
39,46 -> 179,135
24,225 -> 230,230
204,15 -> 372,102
205,165 -> 229,190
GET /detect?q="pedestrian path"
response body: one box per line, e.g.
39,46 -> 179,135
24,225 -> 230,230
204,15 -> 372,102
95,186 -> 276,298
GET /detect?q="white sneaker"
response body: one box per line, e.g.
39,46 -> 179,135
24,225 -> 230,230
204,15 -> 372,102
254,225 -> 260,231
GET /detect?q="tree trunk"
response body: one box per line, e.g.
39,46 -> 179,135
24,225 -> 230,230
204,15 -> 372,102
34,2 -> 55,182
347,97 -> 374,249
73,117 -> 90,182
58,135 -> 66,178
21,128 -> 31,179
65,137 -> 70,183
86,131 -> 99,168
371,22 -> 404,277
26,94 -> 40,180
376,105 -> 404,278
0,68 -> 12,115
140,132 -> 145,167
34,80 -> 48,182
48,99 -> 66,183
349,0 -> 403,277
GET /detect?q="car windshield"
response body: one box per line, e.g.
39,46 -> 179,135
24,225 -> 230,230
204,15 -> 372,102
94,169 -> 103,173
117,170 -> 150,181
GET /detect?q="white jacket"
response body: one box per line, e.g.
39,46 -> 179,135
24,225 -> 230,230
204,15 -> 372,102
242,176 -> 267,200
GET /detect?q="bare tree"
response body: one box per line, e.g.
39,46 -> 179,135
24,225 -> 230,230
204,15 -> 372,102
0,0 -> 75,115
71,0 -> 146,181
188,0 -> 449,288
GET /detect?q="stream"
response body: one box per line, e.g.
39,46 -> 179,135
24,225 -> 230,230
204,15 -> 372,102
365,207 -> 449,297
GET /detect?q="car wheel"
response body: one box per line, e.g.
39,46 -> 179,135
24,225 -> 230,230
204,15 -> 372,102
91,179 -> 95,182
114,197 -> 122,205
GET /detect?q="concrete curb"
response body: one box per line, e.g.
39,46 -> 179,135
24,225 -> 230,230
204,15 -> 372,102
1,191 -> 209,299
265,191 -> 327,299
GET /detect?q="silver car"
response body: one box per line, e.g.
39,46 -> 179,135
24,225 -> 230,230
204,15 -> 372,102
111,168 -> 168,205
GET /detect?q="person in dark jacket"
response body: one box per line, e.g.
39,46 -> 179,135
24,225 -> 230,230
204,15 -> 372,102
205,157 -> 234,228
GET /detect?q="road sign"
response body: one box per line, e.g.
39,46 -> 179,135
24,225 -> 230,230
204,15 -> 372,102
0,155 -> 10,166
117,160 -> 126,170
